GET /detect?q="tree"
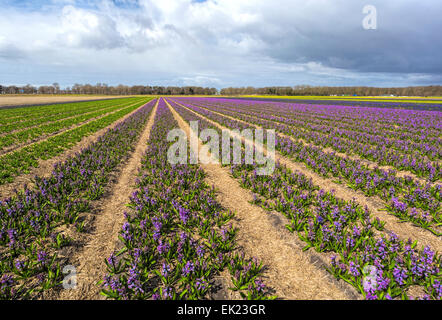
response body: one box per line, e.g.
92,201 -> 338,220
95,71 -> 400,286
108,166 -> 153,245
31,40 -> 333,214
52,82 -> 60,94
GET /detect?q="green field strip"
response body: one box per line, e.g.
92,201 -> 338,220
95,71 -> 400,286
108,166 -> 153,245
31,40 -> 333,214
0,97 -> 140,125
0,98 -> 152,185
0,101 -> 140,152
0,98 -> 135,134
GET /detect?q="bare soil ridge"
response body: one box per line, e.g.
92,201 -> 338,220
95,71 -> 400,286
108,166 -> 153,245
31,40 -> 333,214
57,99 -> 159,300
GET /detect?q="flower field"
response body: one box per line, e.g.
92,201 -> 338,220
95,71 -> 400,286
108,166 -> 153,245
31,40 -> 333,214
0,96 -> 440,300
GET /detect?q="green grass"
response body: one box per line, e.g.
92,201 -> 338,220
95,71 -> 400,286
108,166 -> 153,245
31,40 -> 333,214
0,97 -> 153,185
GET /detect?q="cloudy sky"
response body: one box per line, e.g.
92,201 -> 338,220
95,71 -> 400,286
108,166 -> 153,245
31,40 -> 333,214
0,0 -> 441,88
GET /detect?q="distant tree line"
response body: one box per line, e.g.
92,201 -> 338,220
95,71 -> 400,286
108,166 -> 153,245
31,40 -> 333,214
220,85 -> 442,97
1,83 -> 441,97
0,83 -> 218,95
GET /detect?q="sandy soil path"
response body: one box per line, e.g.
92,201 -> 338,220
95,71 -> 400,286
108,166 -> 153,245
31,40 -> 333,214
55,99 -> 159,300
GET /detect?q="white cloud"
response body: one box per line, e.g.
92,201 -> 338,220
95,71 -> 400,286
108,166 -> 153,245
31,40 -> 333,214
57,5 -> 124,49
178,75 -> 221,86
0,0 -> 440,87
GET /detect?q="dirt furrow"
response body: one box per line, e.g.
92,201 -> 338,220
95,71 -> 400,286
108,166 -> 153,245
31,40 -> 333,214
0,101 -> 150,199
55,99 -> 159,300
165,98 -> 357,300
170,99 -> 441,253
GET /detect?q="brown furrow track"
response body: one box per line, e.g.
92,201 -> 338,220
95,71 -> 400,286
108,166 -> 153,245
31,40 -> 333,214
54,99 -> 159,300
166,98 -> 358,300
170,99 -> 441,253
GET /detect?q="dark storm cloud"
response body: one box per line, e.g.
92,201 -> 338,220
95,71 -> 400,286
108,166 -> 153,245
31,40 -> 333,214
249,0 -> 442,74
